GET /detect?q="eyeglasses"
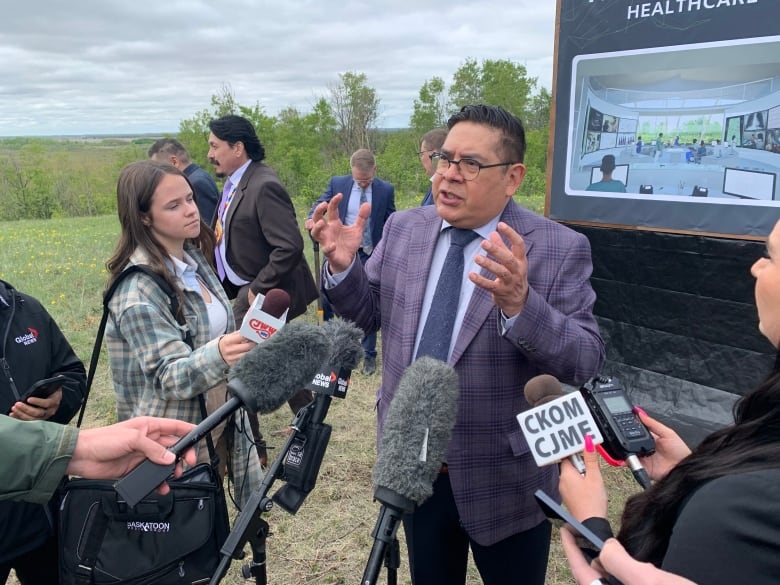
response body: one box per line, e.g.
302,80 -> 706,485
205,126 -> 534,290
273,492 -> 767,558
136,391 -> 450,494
430,152 -> 517,181
417,150 -> 431,159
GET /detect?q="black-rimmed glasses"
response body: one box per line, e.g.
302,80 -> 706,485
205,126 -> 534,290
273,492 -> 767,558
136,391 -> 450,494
430,152 -> 516,181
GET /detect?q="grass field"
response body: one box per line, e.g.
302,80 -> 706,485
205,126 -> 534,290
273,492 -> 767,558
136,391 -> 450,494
0,201 -> 640,584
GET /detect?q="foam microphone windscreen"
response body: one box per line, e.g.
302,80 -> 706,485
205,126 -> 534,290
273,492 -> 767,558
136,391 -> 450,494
372,357 -> 459,506
261,288 -> 290,318
227,321 -> 329,413
523,374 -> 565,407
320,317 -> 364,371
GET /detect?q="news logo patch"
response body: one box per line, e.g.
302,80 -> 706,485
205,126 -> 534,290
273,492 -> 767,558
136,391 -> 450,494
15,327 -> 39,346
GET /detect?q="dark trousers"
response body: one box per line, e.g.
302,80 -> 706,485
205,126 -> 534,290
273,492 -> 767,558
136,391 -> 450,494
0,533 -> 59,585
321,249 -> 376,358
232,284 -> 314,451
402,473 -> 551,585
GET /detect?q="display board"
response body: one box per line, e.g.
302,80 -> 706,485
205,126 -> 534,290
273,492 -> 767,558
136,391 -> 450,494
549,0 -> 780,238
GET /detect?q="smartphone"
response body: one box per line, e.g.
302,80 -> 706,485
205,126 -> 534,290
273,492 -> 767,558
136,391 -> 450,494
22,375 -> 66,402
534,489 -> 605,551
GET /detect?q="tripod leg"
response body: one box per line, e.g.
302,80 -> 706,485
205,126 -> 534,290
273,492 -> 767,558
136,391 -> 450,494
242,517 -> 269,585
385,537 -> 400,585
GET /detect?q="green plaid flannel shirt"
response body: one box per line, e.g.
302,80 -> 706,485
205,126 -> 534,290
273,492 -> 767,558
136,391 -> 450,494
105,244 -> 263,507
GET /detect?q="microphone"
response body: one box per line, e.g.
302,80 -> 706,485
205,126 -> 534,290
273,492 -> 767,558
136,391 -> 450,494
304,317 -> 365,398
114,321 -> 330,507
523,374 -> 651,490
239,288 -> 290,343
273,318 -> 364,514
523,375 -> 588,475
361,357 -> 459,585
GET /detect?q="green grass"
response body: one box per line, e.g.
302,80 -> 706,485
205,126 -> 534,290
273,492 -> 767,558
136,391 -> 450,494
1,202 -> 635,584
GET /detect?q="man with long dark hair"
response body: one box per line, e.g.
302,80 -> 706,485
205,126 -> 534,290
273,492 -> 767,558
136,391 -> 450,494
207,115 -> 318,464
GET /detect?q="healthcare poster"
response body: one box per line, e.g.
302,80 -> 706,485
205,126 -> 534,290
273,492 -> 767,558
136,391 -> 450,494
548,0 -> 780,238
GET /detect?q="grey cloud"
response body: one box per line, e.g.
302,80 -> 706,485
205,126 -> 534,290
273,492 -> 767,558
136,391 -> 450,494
0,0 -> 555,135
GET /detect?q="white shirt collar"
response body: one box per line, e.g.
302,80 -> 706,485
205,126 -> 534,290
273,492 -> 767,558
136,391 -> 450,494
228,159 -> 252,188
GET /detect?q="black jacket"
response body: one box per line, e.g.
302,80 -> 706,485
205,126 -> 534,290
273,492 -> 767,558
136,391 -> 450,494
0,279 -> 86,562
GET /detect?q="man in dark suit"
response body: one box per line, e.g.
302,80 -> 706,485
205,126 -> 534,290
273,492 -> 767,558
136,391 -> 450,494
207,114 -> 318,464
148,138 -> 220,226
306,149 -> 395,375
419,128 -> 448,206
310,105 -> 604,585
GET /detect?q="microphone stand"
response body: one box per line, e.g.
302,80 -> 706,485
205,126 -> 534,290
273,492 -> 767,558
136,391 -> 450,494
360,487 -> 415,585
209,395 -> 326,585
311,235 -> 324,325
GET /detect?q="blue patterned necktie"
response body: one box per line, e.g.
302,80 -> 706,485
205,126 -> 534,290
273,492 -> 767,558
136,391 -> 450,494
359,188 -> 373,254
416,227 -> 479,361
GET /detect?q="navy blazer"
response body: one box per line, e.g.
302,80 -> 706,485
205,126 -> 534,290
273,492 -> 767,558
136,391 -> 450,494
309,175 -> 395,248
420,185 -> 434,207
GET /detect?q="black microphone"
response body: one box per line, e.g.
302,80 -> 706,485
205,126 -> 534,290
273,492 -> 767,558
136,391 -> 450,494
114,321 -> 331,507
524,374 -> 651,489
273,318 -> 364,514
361,357 -> 459,585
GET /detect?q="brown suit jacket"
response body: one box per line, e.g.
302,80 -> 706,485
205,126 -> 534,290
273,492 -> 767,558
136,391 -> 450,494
222,161 -> 317,319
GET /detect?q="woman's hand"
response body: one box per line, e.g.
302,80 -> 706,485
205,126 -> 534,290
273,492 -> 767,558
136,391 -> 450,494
217,332 -> 256,366
561,526 -> 609,584
559,435 -> 608,522
635,409 -> 691,481
562,529 -> 698,585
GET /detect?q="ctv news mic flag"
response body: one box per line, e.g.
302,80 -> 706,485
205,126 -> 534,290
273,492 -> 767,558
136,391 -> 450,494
239,288 -> 290,344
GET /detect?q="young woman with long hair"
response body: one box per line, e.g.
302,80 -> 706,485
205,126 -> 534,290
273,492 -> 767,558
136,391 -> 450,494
104,160 -> 263,506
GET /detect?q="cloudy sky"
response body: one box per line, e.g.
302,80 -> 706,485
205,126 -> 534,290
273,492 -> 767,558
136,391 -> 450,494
0,1 -> 556,137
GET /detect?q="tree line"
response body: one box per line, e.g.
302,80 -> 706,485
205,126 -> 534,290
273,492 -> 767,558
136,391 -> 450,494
0,58 -> 550,221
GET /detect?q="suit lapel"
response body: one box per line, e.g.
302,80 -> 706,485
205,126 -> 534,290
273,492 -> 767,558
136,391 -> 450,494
225,162 -> 255,230
369,179 -> 384,242
450,200 -> 535,364
400,210 -> 442,367
369,179 -> 382,221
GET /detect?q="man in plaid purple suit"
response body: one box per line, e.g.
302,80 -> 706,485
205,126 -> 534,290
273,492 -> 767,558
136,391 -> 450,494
311,105 -> 605,585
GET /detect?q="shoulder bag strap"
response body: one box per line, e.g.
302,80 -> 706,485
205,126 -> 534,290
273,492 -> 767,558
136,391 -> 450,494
77,267 -> 214,463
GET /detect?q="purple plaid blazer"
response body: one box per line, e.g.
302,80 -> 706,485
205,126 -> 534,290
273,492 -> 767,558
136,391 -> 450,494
326,199 -> 605,546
